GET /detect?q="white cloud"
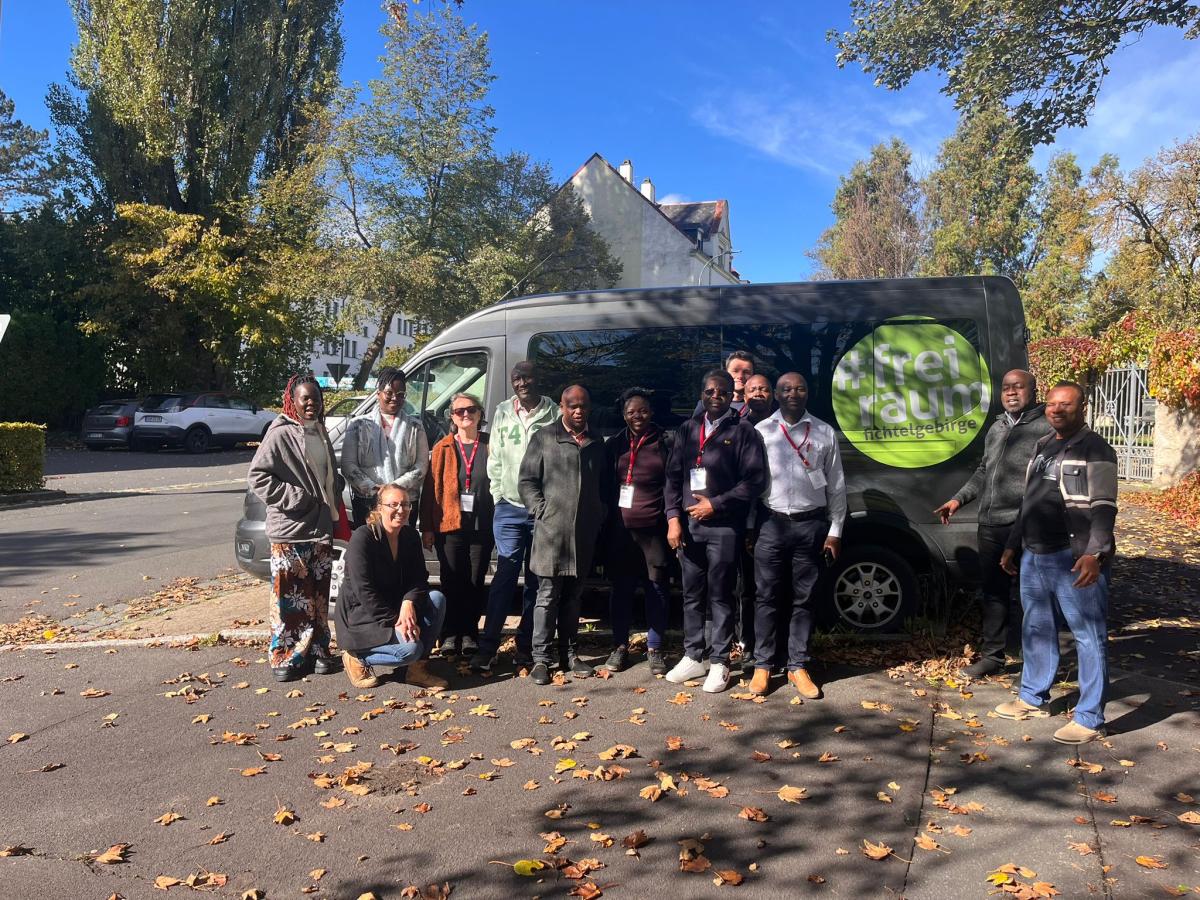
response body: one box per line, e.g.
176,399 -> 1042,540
657,192 -> 691,205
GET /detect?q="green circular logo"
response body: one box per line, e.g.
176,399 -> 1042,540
831,320 -> 991,468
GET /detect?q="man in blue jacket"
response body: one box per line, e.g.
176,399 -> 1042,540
664,369 -> 766,693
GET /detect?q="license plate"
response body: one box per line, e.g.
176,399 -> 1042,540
143,415 -> 162,423
88,433 -> 103,439
236,541 -> 253,557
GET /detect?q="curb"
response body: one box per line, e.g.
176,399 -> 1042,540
0,489 -> 68,507
0,629 -> 271,652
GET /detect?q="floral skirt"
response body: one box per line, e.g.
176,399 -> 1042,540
269,540 -> 333,668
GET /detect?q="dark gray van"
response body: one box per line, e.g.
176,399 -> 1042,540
235,276 -> 1028,630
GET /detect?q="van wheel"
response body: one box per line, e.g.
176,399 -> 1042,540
822,545 -> 917,632
183,427 -> 210,454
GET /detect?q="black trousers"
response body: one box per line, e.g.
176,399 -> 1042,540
435,529 -> 493,640
351,495 -> 374,529
978,523 -> 1022,663
680,521 -> 741,666
752,515 -> 827,670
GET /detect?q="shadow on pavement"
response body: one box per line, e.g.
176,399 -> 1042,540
43,446 -> 256,477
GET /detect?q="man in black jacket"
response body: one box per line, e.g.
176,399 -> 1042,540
665,369 -> 766,693
995,382 -> 1118,745
519,385 -> 611,685
935,369 -> 1052,678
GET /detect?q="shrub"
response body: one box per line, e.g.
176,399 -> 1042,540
0,423 -> 46,493
1149,330 -> 1200,411
1027,337 -> 1103,393
1145,472 -> 1200,528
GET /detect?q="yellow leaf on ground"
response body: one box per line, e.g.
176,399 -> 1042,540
7,733 -> 28,744
861,839 -> 892,860
272,807 -> 295,825
1135,855 -> 1168,869
94,843 -> 130,864
153,875 -> 182,889
513,859 -> 547,876
154,812 -> 183,826
777,785 -> 808,803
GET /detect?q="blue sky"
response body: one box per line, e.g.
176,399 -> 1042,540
2,2 -> 1198,283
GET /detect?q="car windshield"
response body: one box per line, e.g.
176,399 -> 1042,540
141,395 -> 184,412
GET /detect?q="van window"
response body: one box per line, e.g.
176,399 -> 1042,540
412,350 -> 489,444
529,327 -> 722,434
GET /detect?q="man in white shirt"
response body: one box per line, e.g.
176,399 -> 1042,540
751,372 -> 847,699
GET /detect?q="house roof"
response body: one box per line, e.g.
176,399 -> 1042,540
564,153 -> 730,246
658,200 -> 727,236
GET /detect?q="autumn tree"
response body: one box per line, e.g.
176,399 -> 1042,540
831,0 -> 1200,145
1022,153 -> 1094,340
809,138 -> 923,280
921,104 -> 1037,279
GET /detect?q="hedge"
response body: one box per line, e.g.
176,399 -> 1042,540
0,423 -> 46,493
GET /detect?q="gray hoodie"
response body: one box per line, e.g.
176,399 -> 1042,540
952,403 -> 1053,526
248,415 -> 345,543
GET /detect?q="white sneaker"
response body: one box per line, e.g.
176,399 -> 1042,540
703,662 -> 732,693
665,656 -> 707,684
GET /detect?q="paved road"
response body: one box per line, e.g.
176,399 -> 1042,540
0,448 -> 256,623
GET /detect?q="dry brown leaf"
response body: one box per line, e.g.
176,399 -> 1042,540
1091,790 -> 1117,803
666,736 -> 685,751
153,875 -> 182,889
240,766 -> 266,778
622,829 -> 649,849
306,832 -> 325,842
7,733 -> 28,744
777,785 -> 808,803
1177,811 -> 1200,825
208,832 -> 230,845
639,784 -> 662,802
272,807 -> 295,825
738,806 -> 769,822
94,843 -> 131,864
413,802 -> 431,814
861,839 -> 892,860
0,846 -> 33,857
914,833 -> 941,851
80,688 -> 110,698
1067,841 -> 1094,856
154,812 -> 183,826
713,869 -> 744,886
750,750 -> 771,762
1134,855 -> 1167,869
818,751 -> 839,763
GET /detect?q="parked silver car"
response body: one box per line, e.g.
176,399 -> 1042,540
81,398 -> 141,450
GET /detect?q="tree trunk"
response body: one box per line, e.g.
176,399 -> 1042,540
352,305 -> 399,389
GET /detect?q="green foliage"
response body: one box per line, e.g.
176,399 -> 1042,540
52,0 -> 343,215
922,104 -> 1037,279
1027,337 -> 1103,390
0,89 -> 57,211
831,0 -> 1200,145
0,423 -> 47,493
0,312 -> 106,426
810,138 -> 923,280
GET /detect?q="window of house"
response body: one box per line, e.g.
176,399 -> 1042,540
529,327 -> 722,435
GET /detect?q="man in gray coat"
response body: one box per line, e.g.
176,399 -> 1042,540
518,385 -> 612,685
935,368 -> 1053,678
341,367 -> 430,527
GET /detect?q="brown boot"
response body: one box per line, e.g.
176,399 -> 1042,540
748,667 -> 771,696
405,659 -> 448,691
788,668 -> 821,699
342,650 -> 379,689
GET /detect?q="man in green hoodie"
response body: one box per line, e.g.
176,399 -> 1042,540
470,361 -> 558,673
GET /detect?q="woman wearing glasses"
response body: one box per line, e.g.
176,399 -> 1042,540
420,393 -> 494,657
334,484 -> 449,690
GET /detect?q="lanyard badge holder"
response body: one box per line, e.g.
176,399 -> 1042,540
457,437 -> 480,513
780,421 -> 826,489
619,432 -> 649,509
691,422 -> 712,492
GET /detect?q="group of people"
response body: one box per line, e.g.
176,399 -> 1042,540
247,352 -> 1118,744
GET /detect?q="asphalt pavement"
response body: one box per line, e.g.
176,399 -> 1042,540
0,448 -> 256,623
0,644 -> 1196,899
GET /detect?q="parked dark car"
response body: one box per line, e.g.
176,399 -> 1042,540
81,399 -> 140,450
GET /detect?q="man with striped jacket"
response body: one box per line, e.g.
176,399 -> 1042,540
994,381 -> 1118,744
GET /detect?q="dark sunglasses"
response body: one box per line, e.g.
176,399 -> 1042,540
451,406 -> 481,417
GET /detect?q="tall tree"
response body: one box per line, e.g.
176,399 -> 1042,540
0,90 -> 57,211
1088,135 -> 1200,330
922,105 -> 1037,279
809,138 -> 923,280
49,0 -> 343,216
1022,153 -> 1094,340
831,0 -> 1200,145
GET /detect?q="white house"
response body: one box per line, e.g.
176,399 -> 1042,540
307,297 -> 424,389
563,153 -> 742,288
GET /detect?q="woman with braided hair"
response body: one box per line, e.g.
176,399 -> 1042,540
248,375 -> 345,681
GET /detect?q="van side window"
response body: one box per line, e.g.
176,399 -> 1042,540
529,327 -> 722,434
411,351 -> 489,445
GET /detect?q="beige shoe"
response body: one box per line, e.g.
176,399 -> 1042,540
748,668 -> 771,696
342,650 -> 379,689
788,668 -> 821,699
1053,721 -> 1103,744
994,698 -> 1049,720
405,659 -> 448,691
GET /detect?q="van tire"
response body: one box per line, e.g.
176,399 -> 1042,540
184,426 -> 210,454
821,544 -> 917,632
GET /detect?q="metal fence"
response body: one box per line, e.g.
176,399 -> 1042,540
1087,364 -> 1155,481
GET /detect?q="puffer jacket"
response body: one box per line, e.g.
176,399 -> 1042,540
952,403 -> 1053,525
248,416 -> 344,543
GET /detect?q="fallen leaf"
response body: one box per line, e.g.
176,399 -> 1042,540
750,750 -> 771,762
877,792 -> 893,804
208,832 -> 230,845
713,869 -> 744,886
739,806 -> 769,822
154,812 -> 183,826
1177,811 -> 1200,825
512,859 -> 547,877
914,833 -> 941,851
93,843 -> 131,864
639,785 -> 662,802
0,846 -> 33,857
240,766 -> 266,778
7,733 -> 28,744
80,688 -> 110,698
861,839 -> 892,860
272,807 -> 295,825
1134,855 -> 1167,869
306,832 -> 325,842
1067,841 -> 1094,856
1091,790 -> 1117,803
622,829 -> 649,849
555,758 -> 578,774
818,751 -> 839,763
777,785 -> 808,803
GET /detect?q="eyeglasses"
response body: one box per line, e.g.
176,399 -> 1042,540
702,388 -> 730,397
380,501 -> 413,510
451,406 -> 480,417
379,390 -> 406,400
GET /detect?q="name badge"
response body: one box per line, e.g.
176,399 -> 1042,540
806,467 -> 827,490
460,493 -> 475,513
618,484 -> 635,509
690,468 -> 707,492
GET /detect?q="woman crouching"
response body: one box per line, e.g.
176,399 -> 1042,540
334,484 -> 448,690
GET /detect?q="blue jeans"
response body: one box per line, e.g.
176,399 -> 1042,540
1018,549 -> 1109,730
359,591 -> 447,668
610,575 -> 669,650
479,501 -> 538,656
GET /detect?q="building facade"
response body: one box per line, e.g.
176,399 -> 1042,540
308,297 -> 423,389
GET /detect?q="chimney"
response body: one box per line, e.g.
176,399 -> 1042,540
619,159 -> 633,183
640,178 -> 655,203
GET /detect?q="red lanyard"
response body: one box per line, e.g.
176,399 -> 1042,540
626,432 -> 649,485
696,417 -> 720,467
779,421 -> 812,467
456,436 -> 480,490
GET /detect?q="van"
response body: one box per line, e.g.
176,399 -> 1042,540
235,276 -> 1028,630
